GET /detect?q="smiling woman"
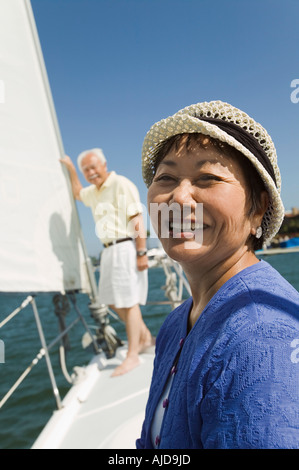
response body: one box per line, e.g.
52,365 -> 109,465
137,100 -> 299,450
149,136 -> 258,268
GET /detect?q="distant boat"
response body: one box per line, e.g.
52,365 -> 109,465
256,237 -> 299,256
279,237 -> 299,249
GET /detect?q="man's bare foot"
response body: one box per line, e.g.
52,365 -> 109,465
139,335 -> 156,354
111,355 -> 140,377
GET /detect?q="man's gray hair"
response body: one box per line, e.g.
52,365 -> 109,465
77,148 -> 106,172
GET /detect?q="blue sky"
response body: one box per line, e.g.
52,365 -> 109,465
31,0 -> 299,256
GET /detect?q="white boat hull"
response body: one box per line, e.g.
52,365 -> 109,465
32,345 -> 154,449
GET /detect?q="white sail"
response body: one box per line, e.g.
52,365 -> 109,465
0,0 -> 93,293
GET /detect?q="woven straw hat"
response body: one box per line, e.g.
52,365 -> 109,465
142,100 -> 284,244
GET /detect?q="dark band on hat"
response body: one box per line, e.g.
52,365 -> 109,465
197,117 -> 277,187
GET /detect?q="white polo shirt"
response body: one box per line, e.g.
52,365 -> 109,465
80,171 -> 143,245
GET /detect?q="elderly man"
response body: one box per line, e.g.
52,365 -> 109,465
61,148 -> 153,376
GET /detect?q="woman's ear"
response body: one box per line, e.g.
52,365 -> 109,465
259,190 -> 269,220
251,190 -> 269,234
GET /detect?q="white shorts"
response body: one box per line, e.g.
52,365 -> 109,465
98,240 -> 148,308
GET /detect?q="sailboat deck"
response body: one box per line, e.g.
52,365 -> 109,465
32,345 -> 154,449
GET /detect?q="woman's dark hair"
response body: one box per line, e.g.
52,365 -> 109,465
153,133 -> 267,251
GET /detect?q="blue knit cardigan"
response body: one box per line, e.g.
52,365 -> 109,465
136,261 -> 299,449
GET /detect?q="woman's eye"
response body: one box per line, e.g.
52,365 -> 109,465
198,174 -> 222,183
154,174 -> 176,182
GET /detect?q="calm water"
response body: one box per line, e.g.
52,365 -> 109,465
0,254 -> 299,449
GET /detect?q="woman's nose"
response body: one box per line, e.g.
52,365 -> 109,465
170,180 -> 197,206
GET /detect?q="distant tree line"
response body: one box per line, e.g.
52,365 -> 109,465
278,213 -> 299,237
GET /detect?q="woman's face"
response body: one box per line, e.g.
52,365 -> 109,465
147,136 -> 260,268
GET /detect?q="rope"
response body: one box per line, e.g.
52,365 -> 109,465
53,293 -> 81,385
53,293 -> 71,351
68,292 -> 100,354
58,345 -> 73,384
